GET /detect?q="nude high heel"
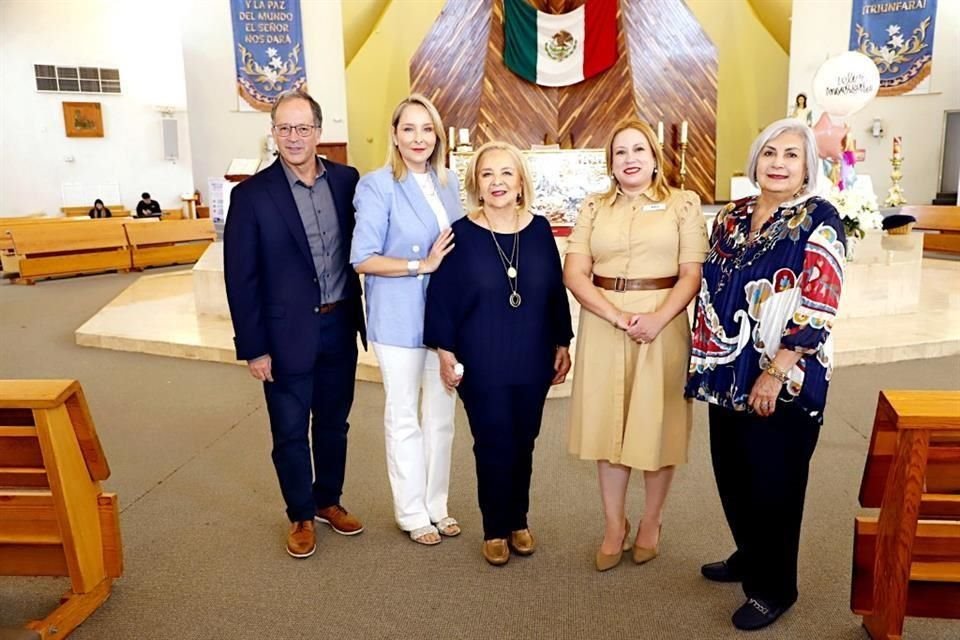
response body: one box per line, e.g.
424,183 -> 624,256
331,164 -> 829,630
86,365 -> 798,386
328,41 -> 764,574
595,519 -> 631,572
632,523 -> 662,565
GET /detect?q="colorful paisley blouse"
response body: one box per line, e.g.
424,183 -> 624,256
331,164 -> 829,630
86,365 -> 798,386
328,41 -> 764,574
684,195 -> 846,423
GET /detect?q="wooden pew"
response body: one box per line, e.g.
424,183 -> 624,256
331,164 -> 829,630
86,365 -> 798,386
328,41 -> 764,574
851,390 -> 960,639
61,206 -> 131,218
2,218 -> 157,274
8,223 -> 130,284
0,379 -> 122,639
125,218 -> 216,270
899,205 -> 960,255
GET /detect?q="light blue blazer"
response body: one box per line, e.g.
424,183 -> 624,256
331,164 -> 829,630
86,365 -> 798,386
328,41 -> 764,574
351,166 -> 464,348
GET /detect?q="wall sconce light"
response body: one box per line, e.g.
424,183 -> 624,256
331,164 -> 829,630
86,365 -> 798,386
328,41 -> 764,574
871,117 -> 885,138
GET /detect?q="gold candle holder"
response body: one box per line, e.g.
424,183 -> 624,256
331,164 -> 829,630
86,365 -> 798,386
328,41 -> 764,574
678,141 -> 688,190
884,155 -> 906,207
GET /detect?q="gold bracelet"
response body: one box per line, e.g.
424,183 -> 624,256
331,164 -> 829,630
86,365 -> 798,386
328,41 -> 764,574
764,364 -> 789,383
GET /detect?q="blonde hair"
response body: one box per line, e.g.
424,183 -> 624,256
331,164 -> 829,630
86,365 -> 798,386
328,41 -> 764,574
601,119 -> 671,202
387,94 -> 448,186
463,141 -> 535,212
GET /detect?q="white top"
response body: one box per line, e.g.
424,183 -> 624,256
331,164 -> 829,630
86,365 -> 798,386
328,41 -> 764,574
412,171 -> 450,231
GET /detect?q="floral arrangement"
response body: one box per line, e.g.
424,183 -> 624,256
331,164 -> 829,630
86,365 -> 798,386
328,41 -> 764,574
825,186 -> 883,240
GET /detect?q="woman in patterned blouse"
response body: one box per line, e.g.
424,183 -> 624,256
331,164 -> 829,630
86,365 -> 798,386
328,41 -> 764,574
685,118 -> 845,631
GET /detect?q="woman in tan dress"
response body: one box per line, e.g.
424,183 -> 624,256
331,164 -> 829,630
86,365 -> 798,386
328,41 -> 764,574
564,119 -> 708,571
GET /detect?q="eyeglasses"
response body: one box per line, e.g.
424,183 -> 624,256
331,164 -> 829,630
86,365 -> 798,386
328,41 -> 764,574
273,124 -> 317,138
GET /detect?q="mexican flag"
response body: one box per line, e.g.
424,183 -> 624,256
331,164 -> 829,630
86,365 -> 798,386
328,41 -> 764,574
504,0 -> 617,88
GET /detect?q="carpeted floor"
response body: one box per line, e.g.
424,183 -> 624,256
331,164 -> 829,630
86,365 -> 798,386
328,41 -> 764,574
1,269 -> 958,639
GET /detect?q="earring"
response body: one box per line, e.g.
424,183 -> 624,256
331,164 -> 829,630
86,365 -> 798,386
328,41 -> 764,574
652,166 -> 658,177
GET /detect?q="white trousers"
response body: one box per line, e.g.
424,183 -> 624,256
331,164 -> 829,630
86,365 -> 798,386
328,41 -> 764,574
372,343 -> 456,531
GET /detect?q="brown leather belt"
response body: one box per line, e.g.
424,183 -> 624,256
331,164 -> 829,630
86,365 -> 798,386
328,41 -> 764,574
317,301 -> 339,314
592,275 -> 678,292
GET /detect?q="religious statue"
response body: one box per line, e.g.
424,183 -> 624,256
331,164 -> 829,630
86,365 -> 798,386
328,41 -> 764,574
791,93 -> 813,126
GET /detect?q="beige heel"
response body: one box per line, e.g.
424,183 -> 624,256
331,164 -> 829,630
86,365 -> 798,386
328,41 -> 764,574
595,520 -> 630,572
632,524 -> 662,565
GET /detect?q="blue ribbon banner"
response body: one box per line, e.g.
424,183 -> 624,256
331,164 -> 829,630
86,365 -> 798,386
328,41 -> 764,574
849,0 -> 938,96
230,0 -> 307,111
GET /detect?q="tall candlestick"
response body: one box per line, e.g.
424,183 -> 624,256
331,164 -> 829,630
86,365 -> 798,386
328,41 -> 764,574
657,121 -> 664,146
680,120 -> 688,144
679,141 -> 688,190
884,150 -> 906,207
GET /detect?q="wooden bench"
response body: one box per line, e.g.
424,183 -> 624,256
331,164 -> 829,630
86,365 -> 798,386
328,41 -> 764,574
899,205 -> 960,255
0,379 -> 122,639
125,218 -> 216,270
851,390 -> 960,639
8,223 -> 130,284
61,206 -> 131,218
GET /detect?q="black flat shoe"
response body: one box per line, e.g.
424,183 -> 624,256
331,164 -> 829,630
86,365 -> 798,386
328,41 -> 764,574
731,598 -> 790,631
700,559 -> 743,582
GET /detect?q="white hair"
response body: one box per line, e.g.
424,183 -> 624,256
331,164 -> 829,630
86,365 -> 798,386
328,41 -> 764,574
745,118 -> 819,194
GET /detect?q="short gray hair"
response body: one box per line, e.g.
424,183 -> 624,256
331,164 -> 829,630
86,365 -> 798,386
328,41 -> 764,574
271,90 -> 323,128
745,118 -> 819,193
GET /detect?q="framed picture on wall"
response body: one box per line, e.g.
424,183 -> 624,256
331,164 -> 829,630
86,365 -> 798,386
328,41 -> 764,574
62,101 -> 103,137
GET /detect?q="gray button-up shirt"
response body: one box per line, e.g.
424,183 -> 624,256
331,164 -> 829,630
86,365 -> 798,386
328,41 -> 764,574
281,157 -> 347,304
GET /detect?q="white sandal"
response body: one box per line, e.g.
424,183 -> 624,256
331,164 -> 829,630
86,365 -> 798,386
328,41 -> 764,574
409,525 -> 441,545
435,516 -> 461,537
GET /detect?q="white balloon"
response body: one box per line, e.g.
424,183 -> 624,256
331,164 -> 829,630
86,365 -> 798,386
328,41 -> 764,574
812,52 -> 880,118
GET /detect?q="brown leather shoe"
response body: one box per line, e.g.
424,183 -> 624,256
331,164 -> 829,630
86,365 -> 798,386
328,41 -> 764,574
509,529 -> 536,556
482,538 -> 510,566
287,520 -> 316,558
315,504 -> 364,536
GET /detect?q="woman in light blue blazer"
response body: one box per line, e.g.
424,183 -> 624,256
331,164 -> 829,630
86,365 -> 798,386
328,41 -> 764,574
351,94 -> 465,545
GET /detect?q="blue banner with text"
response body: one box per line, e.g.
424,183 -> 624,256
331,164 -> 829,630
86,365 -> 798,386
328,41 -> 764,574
230,0 -> 307,111
849,0 -> 938,96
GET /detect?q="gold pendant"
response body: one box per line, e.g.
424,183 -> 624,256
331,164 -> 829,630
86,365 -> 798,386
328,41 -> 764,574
507,266 -> 517,279
509,292 -> 522,308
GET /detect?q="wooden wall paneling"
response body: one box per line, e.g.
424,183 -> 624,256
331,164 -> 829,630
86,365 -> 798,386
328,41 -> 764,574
410,0 -> 493,146
624,0 -> 717,201
559,3 -> 635,150
477,0 -> 560,147
412,0 -> 717,202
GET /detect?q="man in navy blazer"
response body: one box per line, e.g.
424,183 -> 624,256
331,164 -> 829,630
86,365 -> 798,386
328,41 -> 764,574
224,90 -> 366,559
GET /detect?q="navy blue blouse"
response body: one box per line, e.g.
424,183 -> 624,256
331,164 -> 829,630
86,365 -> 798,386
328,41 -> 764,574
684,195 -> 846,423
424,215 -> 573,388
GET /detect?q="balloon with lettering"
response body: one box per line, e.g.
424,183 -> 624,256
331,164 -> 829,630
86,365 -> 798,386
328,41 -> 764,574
812,52 -> 880,118
813,113 -> 848,161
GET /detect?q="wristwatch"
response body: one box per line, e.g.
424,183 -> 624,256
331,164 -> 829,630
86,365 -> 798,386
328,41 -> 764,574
407,259 -> 420,276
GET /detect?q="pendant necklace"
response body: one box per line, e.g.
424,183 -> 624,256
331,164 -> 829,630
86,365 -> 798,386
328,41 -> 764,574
481,209 -> 521,308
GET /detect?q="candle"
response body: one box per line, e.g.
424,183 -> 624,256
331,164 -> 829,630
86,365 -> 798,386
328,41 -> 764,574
458,128 -> 470,145
680,121 -> 688,144
893,136 -> 902,159
448,127 -> 455,148
657,121 -> 664,146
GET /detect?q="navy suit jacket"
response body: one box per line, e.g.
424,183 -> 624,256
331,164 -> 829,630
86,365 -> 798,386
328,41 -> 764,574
223,157 -> 366,376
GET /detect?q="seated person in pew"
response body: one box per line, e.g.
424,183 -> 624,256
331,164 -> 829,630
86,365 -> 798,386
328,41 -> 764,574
135,192 -> 162,217
88,198 -> 112,219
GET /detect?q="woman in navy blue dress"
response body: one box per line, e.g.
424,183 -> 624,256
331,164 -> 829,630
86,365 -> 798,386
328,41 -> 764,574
424,141 -> 573,566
